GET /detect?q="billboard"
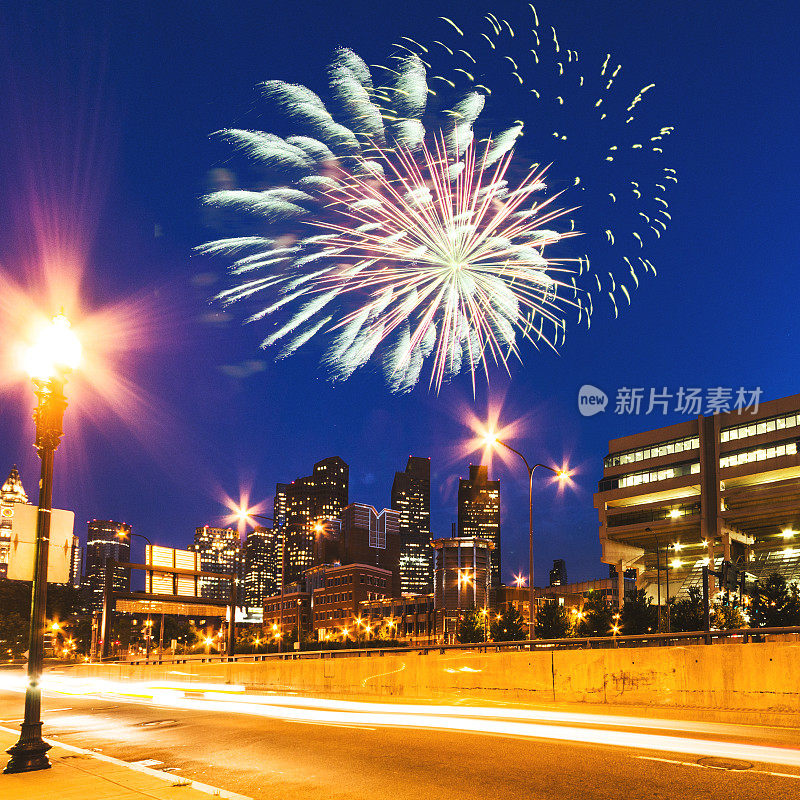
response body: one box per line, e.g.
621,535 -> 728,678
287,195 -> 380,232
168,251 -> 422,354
145,545 -> 201,596
6,504 -> 75,583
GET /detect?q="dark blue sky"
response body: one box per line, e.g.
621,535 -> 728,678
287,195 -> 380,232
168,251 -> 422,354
1,1 -> 798,585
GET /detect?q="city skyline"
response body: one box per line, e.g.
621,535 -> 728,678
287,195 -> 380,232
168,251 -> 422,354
1,0 -> 798,589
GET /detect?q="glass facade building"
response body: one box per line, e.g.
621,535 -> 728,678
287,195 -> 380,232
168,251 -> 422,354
391,456 -> 432,594
457,465 -> 501,587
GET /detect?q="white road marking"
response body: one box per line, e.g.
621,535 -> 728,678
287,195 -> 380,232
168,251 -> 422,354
289,720 -> 376,730
636,755 -> 800,780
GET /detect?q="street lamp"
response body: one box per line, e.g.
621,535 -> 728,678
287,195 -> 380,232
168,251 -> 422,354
6,313 -> 81,774
234,509 -> 276,649
483,430 -> 569,641
115,529 -> 154,658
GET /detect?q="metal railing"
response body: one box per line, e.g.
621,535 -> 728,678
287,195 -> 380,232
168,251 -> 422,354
98,626 -> 800,667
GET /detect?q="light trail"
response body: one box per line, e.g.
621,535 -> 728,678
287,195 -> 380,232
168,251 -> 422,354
2,673 -> 800,770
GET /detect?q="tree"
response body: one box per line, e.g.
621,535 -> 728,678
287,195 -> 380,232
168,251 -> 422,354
575,591 -> 612,637
671,586 -> 704,632
457,609 -> 485,643
619,588 -> 657,635
0,610 -> 29,659
490,603 -> 527,641
712,601 -> 745,630
748,573 -> 800,627
534,602 -> 570,639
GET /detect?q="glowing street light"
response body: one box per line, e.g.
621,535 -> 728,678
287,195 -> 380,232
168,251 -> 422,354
6,314 -> 81,774
482,426 -> 570,641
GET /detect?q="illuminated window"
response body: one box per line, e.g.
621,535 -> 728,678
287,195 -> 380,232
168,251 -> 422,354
601,461 -> 700,491
605,436 -> 699,468
721,412 -> 799,442
719,439 -> 798,469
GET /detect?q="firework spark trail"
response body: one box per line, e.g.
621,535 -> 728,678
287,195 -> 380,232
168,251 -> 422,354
419,5 -> 678,323
200,47 -> 582,394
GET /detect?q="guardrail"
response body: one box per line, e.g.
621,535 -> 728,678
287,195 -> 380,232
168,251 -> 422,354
96,625 -> 800,667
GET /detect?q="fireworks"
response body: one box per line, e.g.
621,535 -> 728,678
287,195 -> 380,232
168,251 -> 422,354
200,48 -> 579,393
404,4 -> 677,321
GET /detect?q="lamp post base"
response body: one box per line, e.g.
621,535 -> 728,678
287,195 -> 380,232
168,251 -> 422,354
4,723 -> 52,773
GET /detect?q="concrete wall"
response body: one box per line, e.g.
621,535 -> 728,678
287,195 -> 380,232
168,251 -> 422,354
70,642 -> 800,715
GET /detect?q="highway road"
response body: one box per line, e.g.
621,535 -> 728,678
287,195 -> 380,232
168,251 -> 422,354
1,678 -> 799,799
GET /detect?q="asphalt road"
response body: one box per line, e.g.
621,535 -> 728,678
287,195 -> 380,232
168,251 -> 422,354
1,686 -> 799,799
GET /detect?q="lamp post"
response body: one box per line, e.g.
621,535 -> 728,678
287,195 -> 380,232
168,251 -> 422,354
236,512 -> 277,648
6,313 -> 80,774
115,529 -> 153,657
484,433 -> 568,641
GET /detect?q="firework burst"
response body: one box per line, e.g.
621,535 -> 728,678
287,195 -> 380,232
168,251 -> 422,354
403,4 -> 677,322
200,48 -> 580,393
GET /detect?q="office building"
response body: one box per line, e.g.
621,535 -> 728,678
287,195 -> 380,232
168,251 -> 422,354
595,392 -> 800,607
338,504 -> 401,595
549,559 -> 567,587
498,574 -> 637,626
243,525 -> 277,608
432,536 -> 493,639
391,456 -> 432,594
69,536 -> 82,588
0,465 -> 30,578
360,594 -> 435,642
191,525 -> 240,601
306,562 -> 393,640
280,457 -> 349,585
457,465 -> 501,587
84,520 -> 131,611
262,586 -> 311,642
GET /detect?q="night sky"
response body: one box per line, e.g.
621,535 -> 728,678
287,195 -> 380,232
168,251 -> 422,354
1,1 -> 798,585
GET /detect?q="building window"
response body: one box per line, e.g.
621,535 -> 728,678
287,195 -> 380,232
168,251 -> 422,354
600,461 -> 701,491
720,440 -> 798,469
605,435 -> 700,468
721,412 -> 799,443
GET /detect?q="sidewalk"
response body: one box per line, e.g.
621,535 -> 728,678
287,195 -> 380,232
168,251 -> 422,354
0,726 -> 250,800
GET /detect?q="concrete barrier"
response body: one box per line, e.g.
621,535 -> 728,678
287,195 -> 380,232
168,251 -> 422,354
69,641 -> 800,716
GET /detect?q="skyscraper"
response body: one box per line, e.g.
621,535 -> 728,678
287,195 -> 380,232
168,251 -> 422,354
457,465 -> 501,587
84,520 -> 131,611
191,526 -> 241,601
391,456 -> 432,594
281,457 -> 349,585
69,536 -> 83,588
340,503 -> 402,596
243,525 -> 277,608
0,466 -> 30,578
549,559 -> 567,587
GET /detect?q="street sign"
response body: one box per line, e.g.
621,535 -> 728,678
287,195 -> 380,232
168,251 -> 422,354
6,504 -> 74,583
145,545 -> 201,596
114,598 -> 227,616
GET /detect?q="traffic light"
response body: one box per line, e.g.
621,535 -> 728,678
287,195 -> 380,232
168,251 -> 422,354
719,561 -> 739,593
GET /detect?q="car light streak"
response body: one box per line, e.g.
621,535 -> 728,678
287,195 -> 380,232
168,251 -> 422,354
2,672 -> 800,769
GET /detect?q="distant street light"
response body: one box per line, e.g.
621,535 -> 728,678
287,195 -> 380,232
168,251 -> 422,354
233,508 -> 276,649
6,314 -> 81,774
483,429 -> 570,641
